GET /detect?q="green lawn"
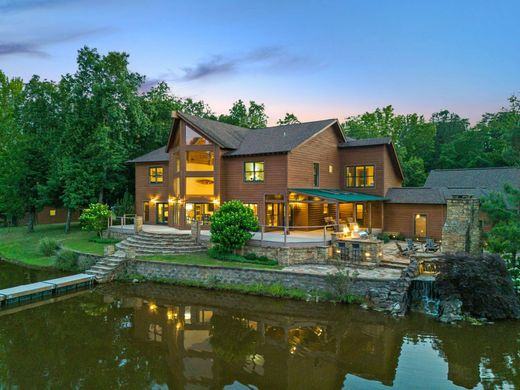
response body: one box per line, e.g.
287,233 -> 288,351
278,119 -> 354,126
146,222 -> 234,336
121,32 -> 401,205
0,223 -> 109,267
139,252 -> 283,270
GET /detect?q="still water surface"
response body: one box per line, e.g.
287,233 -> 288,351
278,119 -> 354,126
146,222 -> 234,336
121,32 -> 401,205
0,262 -> 519,389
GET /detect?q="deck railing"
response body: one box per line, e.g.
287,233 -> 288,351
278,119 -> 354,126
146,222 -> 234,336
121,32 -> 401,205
108,214 -> 136,231
258,224 -> 338,247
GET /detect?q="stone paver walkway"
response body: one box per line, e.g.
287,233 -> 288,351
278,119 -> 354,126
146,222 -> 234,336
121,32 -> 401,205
281,264 -> 402,280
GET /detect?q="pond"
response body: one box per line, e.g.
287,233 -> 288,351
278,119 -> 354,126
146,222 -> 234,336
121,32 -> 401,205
0,264 -> 519,389
0,261 -> 66,289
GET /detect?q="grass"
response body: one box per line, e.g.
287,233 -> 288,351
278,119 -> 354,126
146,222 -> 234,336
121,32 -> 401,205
138,252 -> 283,270
0,223 -> 112,267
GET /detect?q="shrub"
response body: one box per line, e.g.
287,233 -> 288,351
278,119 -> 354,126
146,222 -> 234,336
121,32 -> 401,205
79,203 -> 111,238
207,247 -> 278,266
244,253 -> 257,260
325,265 -> 359,302
39,237 -> 61,257
54,249 -> 79,272
377,233 -> 391,243
88,237 -> 120,244
76,256 -> 96,272
210,200 -> 259,253
436,253 -> 520,320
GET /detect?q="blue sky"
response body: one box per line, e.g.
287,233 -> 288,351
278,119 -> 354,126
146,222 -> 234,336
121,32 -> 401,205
1,0 -> 519,124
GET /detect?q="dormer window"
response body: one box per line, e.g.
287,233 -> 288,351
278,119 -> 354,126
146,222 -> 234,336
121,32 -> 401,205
185,125 -> 211,145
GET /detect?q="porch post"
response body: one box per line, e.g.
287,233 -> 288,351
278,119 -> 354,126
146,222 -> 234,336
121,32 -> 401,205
335,200 -> 340,231
368,202 -> 372,233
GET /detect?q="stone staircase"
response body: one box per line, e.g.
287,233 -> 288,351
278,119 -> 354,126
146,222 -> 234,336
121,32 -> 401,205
115,231 -> 207,256
85,250 -> 128,283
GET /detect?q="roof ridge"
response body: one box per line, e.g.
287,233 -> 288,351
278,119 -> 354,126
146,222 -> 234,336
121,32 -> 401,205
430,166 -> 518,172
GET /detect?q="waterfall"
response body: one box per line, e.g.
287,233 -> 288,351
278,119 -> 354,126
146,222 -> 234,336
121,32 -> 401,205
409,276 -> 440,316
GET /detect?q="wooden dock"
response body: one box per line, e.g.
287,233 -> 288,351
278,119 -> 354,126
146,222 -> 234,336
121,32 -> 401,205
0,273 -> 95,307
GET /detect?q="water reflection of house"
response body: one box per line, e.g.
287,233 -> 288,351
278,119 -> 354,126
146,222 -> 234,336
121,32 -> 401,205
126,296 -> 403,389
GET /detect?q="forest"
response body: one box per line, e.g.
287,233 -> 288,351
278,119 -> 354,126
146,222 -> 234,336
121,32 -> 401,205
1,47 -> 519,229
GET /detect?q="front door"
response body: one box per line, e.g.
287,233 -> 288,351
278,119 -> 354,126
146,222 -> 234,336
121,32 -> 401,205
414,214 -> 427,238
156,203 -> 169,225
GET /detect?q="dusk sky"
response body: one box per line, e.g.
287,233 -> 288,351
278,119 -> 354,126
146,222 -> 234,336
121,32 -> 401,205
1,0 -> 519,124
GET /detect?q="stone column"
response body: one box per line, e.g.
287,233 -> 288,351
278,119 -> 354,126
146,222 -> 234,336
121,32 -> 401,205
441,196 -> 482,255
134,216 -> 143,233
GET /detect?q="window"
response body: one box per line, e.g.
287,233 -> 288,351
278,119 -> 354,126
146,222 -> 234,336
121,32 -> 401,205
149,167 -> 164,184
313,163 -> 320,187
345,165 -> 375,188
49,209 -> 56,217
186,203 -> 215,225
186,151 -> 214,171
244,162 -> 264,182
415,214 -> 427,238
173,152 -> 180,173
265,194 -> 284,201
356,204 -> 364,221
186,125 -> 210,145
173,177 -> 180,196
243,203 -> 258,216
186,177 -> 214,196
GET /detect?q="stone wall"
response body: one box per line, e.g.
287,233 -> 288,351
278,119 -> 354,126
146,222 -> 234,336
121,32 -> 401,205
242,245 -> 332,266
365,259 -> 421,315
124,260 -> 391,298
107,229 -> 134,241
442,196 -> 482,255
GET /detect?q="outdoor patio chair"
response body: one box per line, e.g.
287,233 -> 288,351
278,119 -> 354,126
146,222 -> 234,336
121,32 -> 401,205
424,238 -> 440,252
405,239 -> 419,253
395,241 -> 412,257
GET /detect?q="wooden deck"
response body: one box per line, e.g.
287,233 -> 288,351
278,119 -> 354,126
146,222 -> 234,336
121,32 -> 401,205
0,273 -> 95,307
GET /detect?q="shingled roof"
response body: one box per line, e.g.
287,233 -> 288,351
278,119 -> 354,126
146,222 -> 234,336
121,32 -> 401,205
425,167 -> 520,192
385,187 -> 491,204
127,146 -> 169,163
386,167 -> 519,204
338,137 -> 393,148
225,119 -> 340,156
178,112 -> 249,149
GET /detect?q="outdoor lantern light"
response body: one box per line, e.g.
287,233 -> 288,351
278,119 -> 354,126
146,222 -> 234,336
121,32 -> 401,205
342,226 -> 350,234
353,224 -> 359,232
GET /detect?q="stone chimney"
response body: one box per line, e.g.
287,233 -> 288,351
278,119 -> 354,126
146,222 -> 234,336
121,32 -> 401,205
441,195 -> 482,255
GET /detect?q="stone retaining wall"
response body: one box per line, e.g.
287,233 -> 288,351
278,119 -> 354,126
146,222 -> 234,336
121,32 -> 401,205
124,260 -> 393,299
242,245 -> 331,266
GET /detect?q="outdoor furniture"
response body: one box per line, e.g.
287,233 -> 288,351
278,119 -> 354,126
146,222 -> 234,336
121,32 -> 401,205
424,238 -> 440,252
405,239 -> 419,253
395,241 -> 413,257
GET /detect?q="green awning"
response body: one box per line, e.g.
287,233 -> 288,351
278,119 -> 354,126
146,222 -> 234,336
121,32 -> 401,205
290,188 -> 386,202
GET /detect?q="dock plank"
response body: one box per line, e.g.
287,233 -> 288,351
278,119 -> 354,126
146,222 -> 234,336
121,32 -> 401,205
42,273 -> 95,288
0,282 -> 55,299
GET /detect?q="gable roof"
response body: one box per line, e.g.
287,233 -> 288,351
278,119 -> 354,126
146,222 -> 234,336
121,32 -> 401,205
425,167 -> 520,192
177,112 -> 249,149
225,119 -> 341,157
127,146 -> 169,163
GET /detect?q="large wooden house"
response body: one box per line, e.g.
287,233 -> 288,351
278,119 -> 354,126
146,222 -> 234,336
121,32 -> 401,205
129,112 -> 519,240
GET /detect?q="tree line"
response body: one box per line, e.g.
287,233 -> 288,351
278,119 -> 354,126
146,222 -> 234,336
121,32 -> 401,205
0,47 -> 519,232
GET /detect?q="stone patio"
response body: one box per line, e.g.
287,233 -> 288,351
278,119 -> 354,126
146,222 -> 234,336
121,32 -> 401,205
281,264 -> 402,280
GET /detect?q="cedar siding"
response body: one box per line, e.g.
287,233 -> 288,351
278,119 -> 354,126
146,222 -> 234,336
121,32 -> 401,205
288,125 -> 341,189
221,154 -> 288,225
384,203 -> 446,240
340,144 -> 401,197
135,161 -> 170,224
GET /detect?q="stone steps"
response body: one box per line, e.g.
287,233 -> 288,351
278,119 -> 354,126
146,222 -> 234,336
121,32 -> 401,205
85,250 -> 128,283
114,231 -> 207,256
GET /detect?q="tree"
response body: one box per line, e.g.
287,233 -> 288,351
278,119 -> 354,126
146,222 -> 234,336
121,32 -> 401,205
277,113 -> 300,125
481,184 -> 520,265
79,203 -> 111,238
219,100 -> 268,129
49,47 -> 149,232
209,200 -> 259,253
